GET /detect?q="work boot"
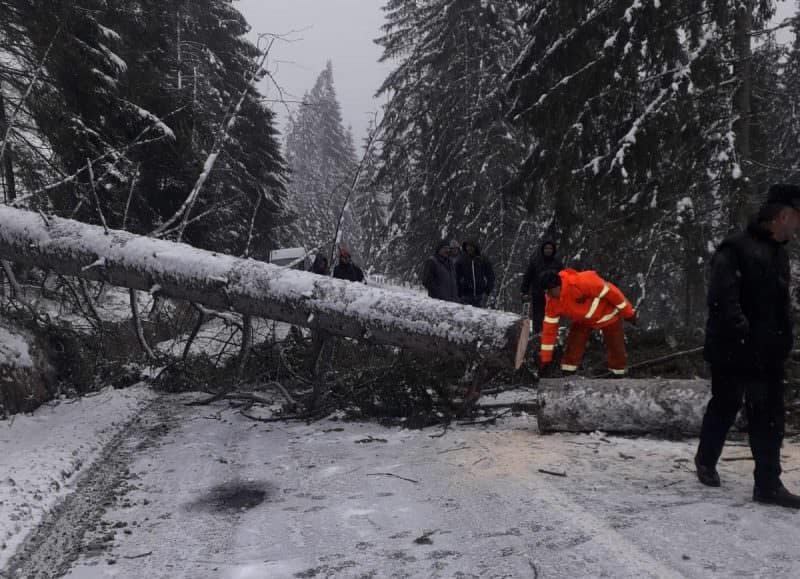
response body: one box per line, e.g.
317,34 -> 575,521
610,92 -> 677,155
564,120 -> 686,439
694,454 -> 720,487
753,483 -> 800,509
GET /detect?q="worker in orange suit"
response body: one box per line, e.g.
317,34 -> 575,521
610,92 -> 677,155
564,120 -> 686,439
538,269 -> 637,376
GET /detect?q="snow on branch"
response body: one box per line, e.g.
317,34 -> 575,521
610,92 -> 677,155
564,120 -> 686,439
0,23 -> 63,167
151,37 -> 277,240
609,36 -> 711,173
507,0 -> 615,103
19,106 -> 186,203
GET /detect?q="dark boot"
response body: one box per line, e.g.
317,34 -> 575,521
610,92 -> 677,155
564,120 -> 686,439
753,483 -> 800,509
694,453 -> 720,487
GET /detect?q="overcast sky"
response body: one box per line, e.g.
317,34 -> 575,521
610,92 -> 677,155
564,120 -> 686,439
236,0 -> 393,147
775,0 -> 796,44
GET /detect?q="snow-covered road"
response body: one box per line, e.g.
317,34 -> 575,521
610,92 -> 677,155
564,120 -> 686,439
5,392 -> 800,578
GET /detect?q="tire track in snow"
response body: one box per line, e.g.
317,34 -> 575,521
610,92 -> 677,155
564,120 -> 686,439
0,396 -> 173,579
59,400 -> 287,579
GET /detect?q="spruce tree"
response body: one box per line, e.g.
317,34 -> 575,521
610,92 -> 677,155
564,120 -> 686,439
0,0 -> 290,258
376,0 -> 531,295
284,62 -> 359,258
503,0 -> 777,326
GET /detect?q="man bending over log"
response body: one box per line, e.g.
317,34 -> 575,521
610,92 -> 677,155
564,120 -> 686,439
538,269 -> 637,377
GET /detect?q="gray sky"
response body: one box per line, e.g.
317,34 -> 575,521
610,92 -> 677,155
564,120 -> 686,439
775,0 -> 796,45
236,0 -> 393,147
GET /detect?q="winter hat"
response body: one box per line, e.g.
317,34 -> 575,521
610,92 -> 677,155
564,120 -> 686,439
539,270 -> 562,290
766,184 -> 800,209
435,240 -> 450,252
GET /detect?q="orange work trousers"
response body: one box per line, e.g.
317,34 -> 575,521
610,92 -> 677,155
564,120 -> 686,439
560,318 -> 626,375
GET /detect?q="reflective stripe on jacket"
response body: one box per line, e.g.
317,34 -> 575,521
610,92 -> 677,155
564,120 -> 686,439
540,269 -> 634,362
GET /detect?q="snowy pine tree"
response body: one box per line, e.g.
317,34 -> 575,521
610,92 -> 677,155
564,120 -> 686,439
351,118 -> 390,273
375,0 -> 532,303
0,0 -> 290,259
284,62 -> 359,260
753,12 -> 800,186
503,0 -> 778,327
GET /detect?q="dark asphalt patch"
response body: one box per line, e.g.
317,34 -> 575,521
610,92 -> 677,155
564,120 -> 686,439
188,480 -> 275,513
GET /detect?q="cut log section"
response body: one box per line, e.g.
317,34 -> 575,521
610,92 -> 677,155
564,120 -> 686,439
535,378 -> 711,435
0,206 -> 529,369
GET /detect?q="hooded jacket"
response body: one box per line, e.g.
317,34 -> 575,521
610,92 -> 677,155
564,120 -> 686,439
539,269 -> 635,364
521,240 -> 564,301
454,240 -> 495,299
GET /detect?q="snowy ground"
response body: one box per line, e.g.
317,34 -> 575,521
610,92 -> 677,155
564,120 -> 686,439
2,388 -> 800,578
0,386 -> 155,570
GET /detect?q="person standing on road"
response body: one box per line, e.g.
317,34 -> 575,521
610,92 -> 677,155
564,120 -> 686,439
333,247 -> 365,283
695,184 -> 800,509
521,240 -> 564,331
422,240 -> 459,302
455,240 -> 495,307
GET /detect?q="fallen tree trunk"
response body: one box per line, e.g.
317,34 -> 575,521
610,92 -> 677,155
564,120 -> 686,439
535,378 -> 710,435
0,206 -> 529,369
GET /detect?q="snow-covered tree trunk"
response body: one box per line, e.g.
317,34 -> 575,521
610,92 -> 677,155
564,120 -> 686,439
0,206 -> 529,368
535,378 -> 710,435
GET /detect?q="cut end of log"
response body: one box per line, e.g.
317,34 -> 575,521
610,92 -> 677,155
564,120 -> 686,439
514,318 -> 530,370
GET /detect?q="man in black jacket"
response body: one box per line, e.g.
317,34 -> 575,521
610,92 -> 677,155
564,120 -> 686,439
422,240 -> 459,302
333,247 -> 365,283
696,183 -> 800,508
455,240 -> 495,307
521,240 -> 564,330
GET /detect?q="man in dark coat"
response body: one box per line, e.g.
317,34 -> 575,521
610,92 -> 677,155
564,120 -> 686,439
696,183 -> 800,508
310,254 -> 329,276
422,240 -> 459,302
455,240 -> 495,307
521,240 -> 564,330
333,247 -> 365,283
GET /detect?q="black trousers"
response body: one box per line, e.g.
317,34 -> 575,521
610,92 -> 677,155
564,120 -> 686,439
697,366 -> 785,489
530,294 -> 545,334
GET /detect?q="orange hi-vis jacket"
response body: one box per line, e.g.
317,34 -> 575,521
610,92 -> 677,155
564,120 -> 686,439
540,269 -> 635,363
